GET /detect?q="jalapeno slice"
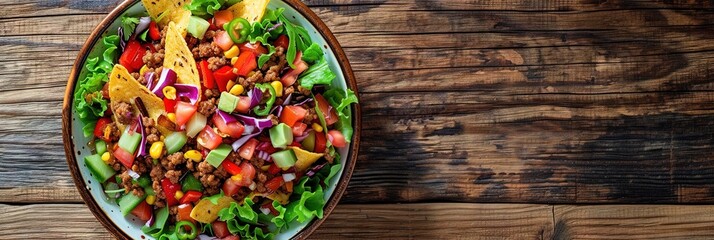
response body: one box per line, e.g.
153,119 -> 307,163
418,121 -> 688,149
224,18 -> 251,43
174,220 -> 197,240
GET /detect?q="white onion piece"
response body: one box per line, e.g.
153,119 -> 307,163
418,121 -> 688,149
282,173 -> 296,182
259,207 -> 271,215
127,169 -> 140,180
249,181 -> 257,190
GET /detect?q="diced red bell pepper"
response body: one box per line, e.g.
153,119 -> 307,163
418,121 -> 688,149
179,190 -> 203,205
213,66 -> 236,92
163,98 -> 177,113
265,177 -> 284,191
267,164 -> 281,175
119,40 -> 147,73
315,131 -> 327,153
238,42 -> 268,55
131,201 -> 153,222
199,60 -> 215,89
161,178 -> 181,206
280,105 -> 308,127
149,21 -> 161,41
93,117 -> 112,139
221,160 -> 242,176
232,51 -> 256,77
273,34 -> 289,50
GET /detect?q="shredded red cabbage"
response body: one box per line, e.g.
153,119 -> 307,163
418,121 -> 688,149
174,83 -> 200,105
136,114 -> 147,157
134,17 -> 151,36
216,110 -> 237,124
306,162 -> 328,177
233,114 -> 273,132
282,93 -> 293,106
232,132 -> 261,151
151,68 -> 177,98
248,87 -> 263,109
144,71 -> 156,90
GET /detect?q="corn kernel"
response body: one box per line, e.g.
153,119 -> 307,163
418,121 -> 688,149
101,152 -> 111,163
230,57 -> 239,65
226,80 -> 236,93
150,141 -> 165,159
231,174 -> 243,182
312,123 -> 323,132
229,84 -> 244,96
271,81 -> 283,97
261,165 -> 271,171
163,86 -> 177,100
167,113 -> 177,123
224,45 -> 240,59
146,195 -> 156,205
174,190 -> 184,200
139,65 -> 149,76
184,150 -> 203,162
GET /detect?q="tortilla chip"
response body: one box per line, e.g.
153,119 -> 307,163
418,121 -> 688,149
141,0 -> 191,36
227,0 -> 270,23
108,65 -> 169,135
163,21 -> 201,100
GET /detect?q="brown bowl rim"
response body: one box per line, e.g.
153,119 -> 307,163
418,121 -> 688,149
62,0 -> 361,239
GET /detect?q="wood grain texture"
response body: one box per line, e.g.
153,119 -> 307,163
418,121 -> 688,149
1,0 -> 714,206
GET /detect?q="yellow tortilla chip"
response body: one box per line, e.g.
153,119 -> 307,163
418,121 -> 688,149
141,0 -> 191,36
290,146 -> 325,172
163,21 -> 201,100
108,65 -> 168,135
227,0 -> 270,23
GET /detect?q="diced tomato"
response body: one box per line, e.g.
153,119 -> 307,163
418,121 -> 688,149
235,96 -> 251,114
212,221 -> 230,238
197,126 -> 223,150
238,138 -> 259,160
179,190 -> 202,205
315,94 -> 339,125
114,147 -> 135,169
237,162 -> 256,186
238,42 -> 268,55
177,203 -> 197,227
265,177 -> 284,191
222,178 -> 241,196
327,130 -> 347,148
119,40 -> 146,73
280,52 -> 308,86
267,164 -> 281,175
175,101 -> 197,126
161,178 -> 181,206
149,21 -> 161,41
280,105 -> 308,127
292,122 -> 307,136
213,113 -> 245,138
130,201 -> 153,222
273,34 -> 289,50
256,141 -> 277,154
233,51 -> 256,77
213,10 -> 234,28
221,160 -> 242,176
163,98 -> 177,113
315,131 -> 327,153
214,31 -> 234,51
213,66 -> 236,92
199,60 -> 215,89
93,117 -> 112,139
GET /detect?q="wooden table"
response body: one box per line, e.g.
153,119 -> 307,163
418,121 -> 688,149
3,0 -> 714,239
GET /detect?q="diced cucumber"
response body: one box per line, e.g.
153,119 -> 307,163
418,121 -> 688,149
118,128 -> 142,154
165,132 -> 188,154
205,144 -> 232,168
95,140 -> 107,155
217,92 -> 239,113
85,154 -> 116,183
118,192 -> 146,216
272,149 -> 297,170
269,123 -> 293,148
187,16 -> 210,39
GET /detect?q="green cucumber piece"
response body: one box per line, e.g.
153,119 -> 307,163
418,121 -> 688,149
217,92 -> 239,113
95,140 -> 107,155
118,192 -> 146,216
118,128 -> 142,154
272,149 -> 297,170
85,154 -> 116,183
187,16 -> 210,39
182,174 -> 203,192
269,123 -> 293,148
206,144 -> 232,168
165,132 -> 188,154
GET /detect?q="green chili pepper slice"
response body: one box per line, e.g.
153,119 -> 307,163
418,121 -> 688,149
253,83 -> 276,116
174,220 -> 197,240
224,18 -> 251,43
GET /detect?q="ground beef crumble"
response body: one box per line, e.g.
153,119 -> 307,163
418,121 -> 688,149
112,101 -> 133,124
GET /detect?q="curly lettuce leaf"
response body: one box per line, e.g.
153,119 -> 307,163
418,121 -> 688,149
298,58 -> 336,91
323,88 -> 358,142
257,44 -> 276,68
279,14 -> 312,68
219,197 -> 274,240
74,34 -> 119,137
269,200 -> 288,231
185,0 -> 224,17
248,8 -> 285,45
301,43 -> 323,63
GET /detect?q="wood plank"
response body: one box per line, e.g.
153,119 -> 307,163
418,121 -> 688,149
0,203 -> 553,239
553,205 -> 714,239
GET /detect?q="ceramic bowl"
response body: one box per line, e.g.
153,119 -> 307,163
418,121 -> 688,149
62,0 -> 360,239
